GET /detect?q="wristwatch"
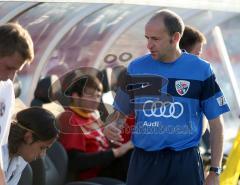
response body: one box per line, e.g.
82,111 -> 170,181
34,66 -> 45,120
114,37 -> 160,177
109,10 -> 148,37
209,167 -> 222,176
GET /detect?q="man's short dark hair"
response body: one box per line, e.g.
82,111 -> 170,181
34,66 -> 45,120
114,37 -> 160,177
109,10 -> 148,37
150,9 -> 185,36
180,25 -> 207,52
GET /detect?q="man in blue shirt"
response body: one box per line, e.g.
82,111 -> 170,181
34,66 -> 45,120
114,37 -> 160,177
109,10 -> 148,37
104,9 -> 229,185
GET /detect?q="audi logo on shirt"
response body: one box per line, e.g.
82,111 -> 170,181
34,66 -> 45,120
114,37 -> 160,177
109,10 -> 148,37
142,100 -> 184,119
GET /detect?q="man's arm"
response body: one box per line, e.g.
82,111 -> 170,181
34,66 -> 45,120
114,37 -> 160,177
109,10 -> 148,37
209,116 -> 224,168
205,116 -> 224,185
0,167 -> 5,185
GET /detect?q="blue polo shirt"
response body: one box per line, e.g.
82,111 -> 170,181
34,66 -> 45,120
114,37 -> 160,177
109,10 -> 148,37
114,52 -> 230,151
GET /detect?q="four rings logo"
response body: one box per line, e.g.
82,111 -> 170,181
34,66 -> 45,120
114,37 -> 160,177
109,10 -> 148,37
143,100 -> 184,119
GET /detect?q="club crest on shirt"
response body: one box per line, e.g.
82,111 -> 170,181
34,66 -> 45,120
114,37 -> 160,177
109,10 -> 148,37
0,101 -> 5,117
175,80 -> 190,96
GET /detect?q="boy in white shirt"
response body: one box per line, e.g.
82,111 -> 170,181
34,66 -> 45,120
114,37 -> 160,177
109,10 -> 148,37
0,22 -> 34,184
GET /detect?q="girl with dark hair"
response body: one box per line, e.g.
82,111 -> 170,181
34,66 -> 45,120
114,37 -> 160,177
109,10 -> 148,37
2,107 -> 59,185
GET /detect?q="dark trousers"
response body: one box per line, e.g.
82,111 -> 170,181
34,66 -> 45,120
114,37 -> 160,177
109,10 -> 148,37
126,147 -> 204,185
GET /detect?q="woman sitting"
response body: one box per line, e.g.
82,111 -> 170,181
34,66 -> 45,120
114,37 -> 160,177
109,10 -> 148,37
2,107 -> 59,185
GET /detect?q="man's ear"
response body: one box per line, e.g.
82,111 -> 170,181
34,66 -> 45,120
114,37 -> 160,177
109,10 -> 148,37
171,32 -> 181,44
23,131 -> 33,145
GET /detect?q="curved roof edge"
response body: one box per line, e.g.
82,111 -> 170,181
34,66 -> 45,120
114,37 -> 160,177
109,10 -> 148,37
4,0 -> 240,13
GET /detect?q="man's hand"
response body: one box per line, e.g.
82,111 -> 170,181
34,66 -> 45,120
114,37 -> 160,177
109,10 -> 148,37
104,122 -> 123,146
113,141 -> 134,158
103,110 -> 126,145
205,172 -> 219,185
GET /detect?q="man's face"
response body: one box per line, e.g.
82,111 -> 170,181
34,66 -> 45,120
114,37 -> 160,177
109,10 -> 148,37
0,53 -> 25,81
145,19 -> 174,61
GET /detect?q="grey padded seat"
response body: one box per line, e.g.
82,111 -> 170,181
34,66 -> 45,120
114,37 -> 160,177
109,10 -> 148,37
30,141 -> 125,185
30,141 -> 87,185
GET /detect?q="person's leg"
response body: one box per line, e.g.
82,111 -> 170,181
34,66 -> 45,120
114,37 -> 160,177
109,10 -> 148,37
172,147 -> 204,185
126,147 -> 204,185
126,148 -> 167,185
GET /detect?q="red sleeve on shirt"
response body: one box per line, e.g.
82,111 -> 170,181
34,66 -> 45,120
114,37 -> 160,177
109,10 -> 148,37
58,111 -> 86,151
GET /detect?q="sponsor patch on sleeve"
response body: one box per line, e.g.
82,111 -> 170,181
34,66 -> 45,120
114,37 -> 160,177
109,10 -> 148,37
217,96 -> 227,106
